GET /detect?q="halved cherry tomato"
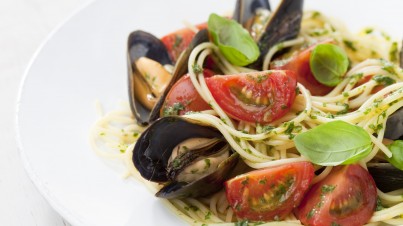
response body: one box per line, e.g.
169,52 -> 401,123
295,164 -> 377,226
225,162 -> 315,221
270,40 -> 334,96
160,23 -> 207,63
205,70 -> 297,124
161,70 -> 213,116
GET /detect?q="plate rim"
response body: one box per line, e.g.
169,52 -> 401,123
15,1 -> 97,225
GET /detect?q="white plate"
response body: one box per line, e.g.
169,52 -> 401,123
16,0 -> 403,225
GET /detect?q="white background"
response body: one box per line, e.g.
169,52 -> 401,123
0,0 -> 87,225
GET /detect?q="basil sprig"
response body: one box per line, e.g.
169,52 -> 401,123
294,121 -> 371,166
387,140 -> 403,170
208,13 -> 259,66
310,43 -> 349,86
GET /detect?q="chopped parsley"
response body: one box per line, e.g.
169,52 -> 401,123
162,102 -> 185,116
192,63 -> 203,74
372,75 -> 396,86
343,40 -> 357,51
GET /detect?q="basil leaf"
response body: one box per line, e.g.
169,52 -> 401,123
387,140 -> 403,170
208,13 -> 259,66
294,121 -> 371,166
310,43 -> 349,86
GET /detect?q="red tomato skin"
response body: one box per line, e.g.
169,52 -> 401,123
161,70 -> 213,116
160,23 -> 207,62
205,70 -> 297,124
271,41 -> 334,96
225,162 -> 315,221
295,164 -> 377,226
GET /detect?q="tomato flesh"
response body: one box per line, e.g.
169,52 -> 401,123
295,164 -> 377,226
161,70 -> 212,116
160,23 -> 207,63
225,162 -> 315,221
205,70 -> 297,124
271,40 -> 334,96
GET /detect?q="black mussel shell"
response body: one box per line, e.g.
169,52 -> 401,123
250,0 -> 304,68
132,116 -> 223,182
156,152 -> 239,199
127,30 -> 172,126
368,163 -> 403,192
233,0 -> 271,26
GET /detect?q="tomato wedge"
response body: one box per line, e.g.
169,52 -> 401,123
205,70 -> 297,124
295,164 -> 377,226
161,70 -> 213,116
160,23 -> 207,63
225,162 -> 315,221
270,40 -> 334,96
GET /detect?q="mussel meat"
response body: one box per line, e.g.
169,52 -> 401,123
127,30 -> 173,126
132,116 -> 239,199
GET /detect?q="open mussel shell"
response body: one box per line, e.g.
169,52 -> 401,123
132,116 -> 224,182
148,29 -> 209,122
368,163 -> 403,192
127,30 -> 173,126
250,0 -> 304,68
233,0 -> 271,26
156,152 -> 239,199
132,116 -> 239,199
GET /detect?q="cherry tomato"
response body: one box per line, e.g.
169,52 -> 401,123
225,162 -> 315,221
161,70 -> 213,116
160,23 -> 207,63
295,164 -> 377,226
205,70 -> 297,124
271,40 -> 334,96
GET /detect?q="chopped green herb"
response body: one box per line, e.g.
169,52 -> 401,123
321,184 -> 336,194
259,178 -> 267,185
235,220 -> 248,226
389,42 -> 398,62
205,211 -> 211,220
192,64 -> 203,74
372,75 -> 396,86
376,196 -> 384,211
172,158 -> 181,169
343,40 -> 357,51
307,209 -> 315,219
163,102 -> 185,116
204,159 -> 211,169
241,177 -> 249,186
343,92 -> 349,97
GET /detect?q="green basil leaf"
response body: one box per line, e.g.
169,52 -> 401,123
294,120 -> 371,166
208,13 -> 259,66
310,43 -> 349,86
387,140 -> 403,170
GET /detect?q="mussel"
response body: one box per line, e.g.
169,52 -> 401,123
127,29 -> 209,126
248,0 -> 304,68
127,30 -> 173,126
233,0 -> 271,38
132,116 -> 239,199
